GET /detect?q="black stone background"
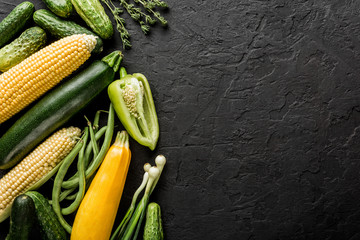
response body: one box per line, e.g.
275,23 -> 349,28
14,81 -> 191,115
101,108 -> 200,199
1,0 -> 360,239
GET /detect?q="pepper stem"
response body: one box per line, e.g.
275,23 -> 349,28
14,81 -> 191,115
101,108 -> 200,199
120,66 -> 128,79
102,51 -> 123,72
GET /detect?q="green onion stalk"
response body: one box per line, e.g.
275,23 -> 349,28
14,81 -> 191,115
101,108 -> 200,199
111,155 -> 166,240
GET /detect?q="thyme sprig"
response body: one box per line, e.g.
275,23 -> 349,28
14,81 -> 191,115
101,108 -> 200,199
119,0 -> 154,34
101,0 -> 132,49
101,0 -> 169,49
133,0 -> 168,26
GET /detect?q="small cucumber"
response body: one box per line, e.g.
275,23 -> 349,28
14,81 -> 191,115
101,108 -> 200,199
5,194 -> 36,240
0,1 -> 34,48
144,202 -> 164,240
25,191 -> 68,240
42,0 -> 74,18
0,26 -> 47,72
33,9 -> 103,54
71,0 -> 113,39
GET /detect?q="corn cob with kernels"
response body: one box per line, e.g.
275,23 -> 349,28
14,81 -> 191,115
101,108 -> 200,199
0,126 -> 81,222
0,34 -> 97,124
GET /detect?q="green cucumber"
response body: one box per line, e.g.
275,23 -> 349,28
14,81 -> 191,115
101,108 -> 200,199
0,1 -> 34,48
5,194 -> 36,240
0,51 -> 123,169
0,26 -> 47,72
42,0 -> 73,18
143,202 -> 164,240
33,9 -> 103,54
25,191 -> 68,240
71,0 -> 113,39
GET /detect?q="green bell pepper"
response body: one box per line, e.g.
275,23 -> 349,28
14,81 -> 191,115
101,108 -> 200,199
108,67 -> 159,150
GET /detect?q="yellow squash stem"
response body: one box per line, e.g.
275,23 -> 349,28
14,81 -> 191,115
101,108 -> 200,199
71,131 -> 131,240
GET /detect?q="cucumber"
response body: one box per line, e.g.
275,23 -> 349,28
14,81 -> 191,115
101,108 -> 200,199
0,1 -> 34,48
25,191 -> 68,240
143,202 -> 164,240
42,0 -> 73,18
0,51 -> 123,169
33,9 -> 103,54
71,0 -> 113,39
0,26 -> 47,72
5,194 -> 36,240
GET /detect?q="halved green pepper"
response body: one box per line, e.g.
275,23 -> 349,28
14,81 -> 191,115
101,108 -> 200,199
108,67 -> 159,150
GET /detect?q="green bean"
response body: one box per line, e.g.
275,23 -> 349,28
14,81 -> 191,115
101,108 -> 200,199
89,118 -> 100,156
59,188 -> 77,202
61,126 -> 107,189
85,104 -> 114,175
61,127 -> 88,215
85,115 -> 99,156
64,190 -> 79,201
52,129 -> 88,234
49,188 -> 75,204
93,109 -> 109,131
85,126 -> 107,168
84,125 -> 107,168
93,110 -> 102,133
61,104 -> 115,189
66,166 -> 96,201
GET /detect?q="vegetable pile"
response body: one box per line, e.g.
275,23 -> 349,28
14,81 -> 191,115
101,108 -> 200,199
0,0 -> 169,238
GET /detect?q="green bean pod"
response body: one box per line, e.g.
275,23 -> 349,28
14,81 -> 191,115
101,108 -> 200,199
61,104 -> 115,189
61,128 -> 88,215
52,130 -> 88,233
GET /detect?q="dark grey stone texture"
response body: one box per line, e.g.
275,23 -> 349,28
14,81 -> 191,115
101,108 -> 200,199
1,0 -> 360,239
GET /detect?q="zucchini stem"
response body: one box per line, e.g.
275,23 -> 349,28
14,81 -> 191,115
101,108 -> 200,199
102,50 -> 123,72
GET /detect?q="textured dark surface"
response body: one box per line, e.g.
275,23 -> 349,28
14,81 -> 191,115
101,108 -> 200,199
1,0 -> 360,239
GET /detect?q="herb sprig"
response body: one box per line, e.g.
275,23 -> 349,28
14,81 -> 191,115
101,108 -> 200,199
134,0 -> 168,26
101,0 -> 132,49
102,0 -> 169,49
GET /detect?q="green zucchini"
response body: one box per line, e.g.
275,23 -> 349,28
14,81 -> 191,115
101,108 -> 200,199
5,194 -> 36,240
71,0 -> 113,39
25,191 -> 68,240
0,26 -> 47,72
0,51 -> 123,169
42,0 -> 73,18
33,9 -> 103,54
143,202 -> 164,240
0,1 -> 34,48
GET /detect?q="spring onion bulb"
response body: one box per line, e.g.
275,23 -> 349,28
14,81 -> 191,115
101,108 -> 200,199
110,155 -> 166,240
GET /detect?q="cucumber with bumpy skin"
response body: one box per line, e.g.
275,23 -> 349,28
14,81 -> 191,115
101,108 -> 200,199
71,0 -> 113,39
0,1 -> 34,48
5,194 -> 37,240
33,9 -> 103,54
0,26 -> 47,72
42,0 -> 73,18
25,191 -> 68,240
144,202 -> 164,240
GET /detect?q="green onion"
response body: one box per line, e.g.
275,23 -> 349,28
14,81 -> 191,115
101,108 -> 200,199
111,155 -> 166,240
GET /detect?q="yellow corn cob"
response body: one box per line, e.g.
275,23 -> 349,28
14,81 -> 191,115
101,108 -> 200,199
0,126 -> 81,222
0,34 -> 97,124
